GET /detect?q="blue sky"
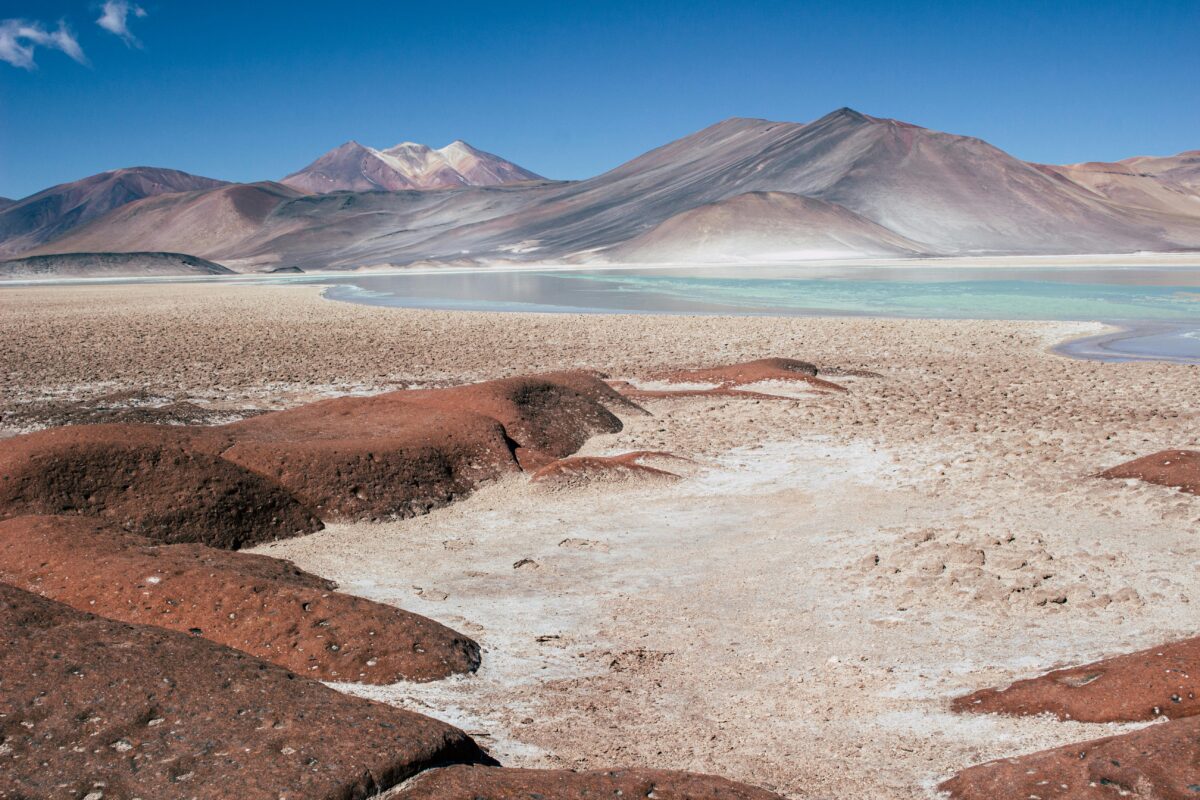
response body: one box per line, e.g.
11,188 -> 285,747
1,0 -> 1197,199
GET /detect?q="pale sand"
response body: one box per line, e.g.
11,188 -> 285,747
2,283 -> 1199,798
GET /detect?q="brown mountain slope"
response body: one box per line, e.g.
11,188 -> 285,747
0,167 -> 227,258
609,191 -> 929,262
1041,159 -> 1200,218
31,181 -> 303,260
1121,149 -> 1200,192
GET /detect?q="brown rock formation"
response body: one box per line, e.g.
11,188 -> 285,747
952,635 -> 1200,722
1100,449 -> 1200,495
216,398 -> 517,521
939,715 -> 1200,799
1,372 -> 632,530
402,371 -> 635,469
385,765 -> 785,800
219,371 -> 630,517
0,515 -> 480,683
0,582 -> 491,800
606,379 -> 799,402
532,451 -> 686,487
654,358 -> 848,392
0,423 -> 321,548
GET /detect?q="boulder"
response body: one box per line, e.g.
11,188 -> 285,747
1100,449 -> 1200,495
939,715 -> 1200,799
0,582 -> 491,800
0,423 -> 320,548
385,765 -> 785,800
0,515 -> 480,683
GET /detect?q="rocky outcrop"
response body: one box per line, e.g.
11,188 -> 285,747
654,358 -> 848,392
0,372 -> 633,531
0,423 -> 321,548
1100,449 -> 1200,495
402,372 -> 633,468
0,251 -> 234,280
218,371 -> 631,517
952,634 -> 1200,722
939,715 -> 1200,799
0,515 -> 480,683
385,765 -> 785,800
0,582 -> 491,800
532,451 -> 686,488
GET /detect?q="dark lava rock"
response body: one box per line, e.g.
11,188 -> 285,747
1100,449 -> 1200,495
0,582 -> 491,800
0,515 -> 481,683
952,634 -> 1200,722
939,715 -> 1200,799
0,423 -> 321,548
385,765 -> 785,800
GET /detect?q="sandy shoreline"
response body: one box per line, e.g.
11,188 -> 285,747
3,250 -> 1200,287
2,282 -> 1198,798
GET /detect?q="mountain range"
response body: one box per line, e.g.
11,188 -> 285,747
280,140 -> 544,193
3,109 -> 1198,272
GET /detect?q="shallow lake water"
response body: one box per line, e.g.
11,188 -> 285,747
303,265 -> 1200,363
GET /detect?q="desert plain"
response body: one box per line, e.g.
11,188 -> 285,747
1,281 -> 1198,798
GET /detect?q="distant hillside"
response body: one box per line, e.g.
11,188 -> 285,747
610,191 -> 929,262
31,182 -> 303,261
1120,150 -> 1200,193
0,252 -> 235,280
0,198 -> 12,211
8,109 -> 1199,267
428,108 -> 1200,260
0,167 -> 228,258
282,139 -> 543,193
1039,161 -> 1200,218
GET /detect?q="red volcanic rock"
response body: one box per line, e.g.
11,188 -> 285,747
939,715 -> 1200,799
532,451 -> 686,487
952,635 -> 1200,722
403,371 -> 634,469
0,515 -> 480,683
607,379 -> 798,402
219,371 -> 630,518
386,765 -> 785,800
654,358 -> 848,392
217,398 -> 517,521
1100,449 -> 1200,495
0,423 -> 320,548
0,582 -> 491,800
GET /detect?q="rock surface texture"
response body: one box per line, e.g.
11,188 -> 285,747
385,766 -> 785,800
0,423 -> 322,548
0,582 -> 490,800
654,358 -> 848,392
952,634 -> 1200,722
939,716 -> 1200,799
1100,449 -> 1200,495
0,515 -> 480,683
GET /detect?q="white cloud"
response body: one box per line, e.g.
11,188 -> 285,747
96,0 -> 146,46
0,19 -> 87,69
